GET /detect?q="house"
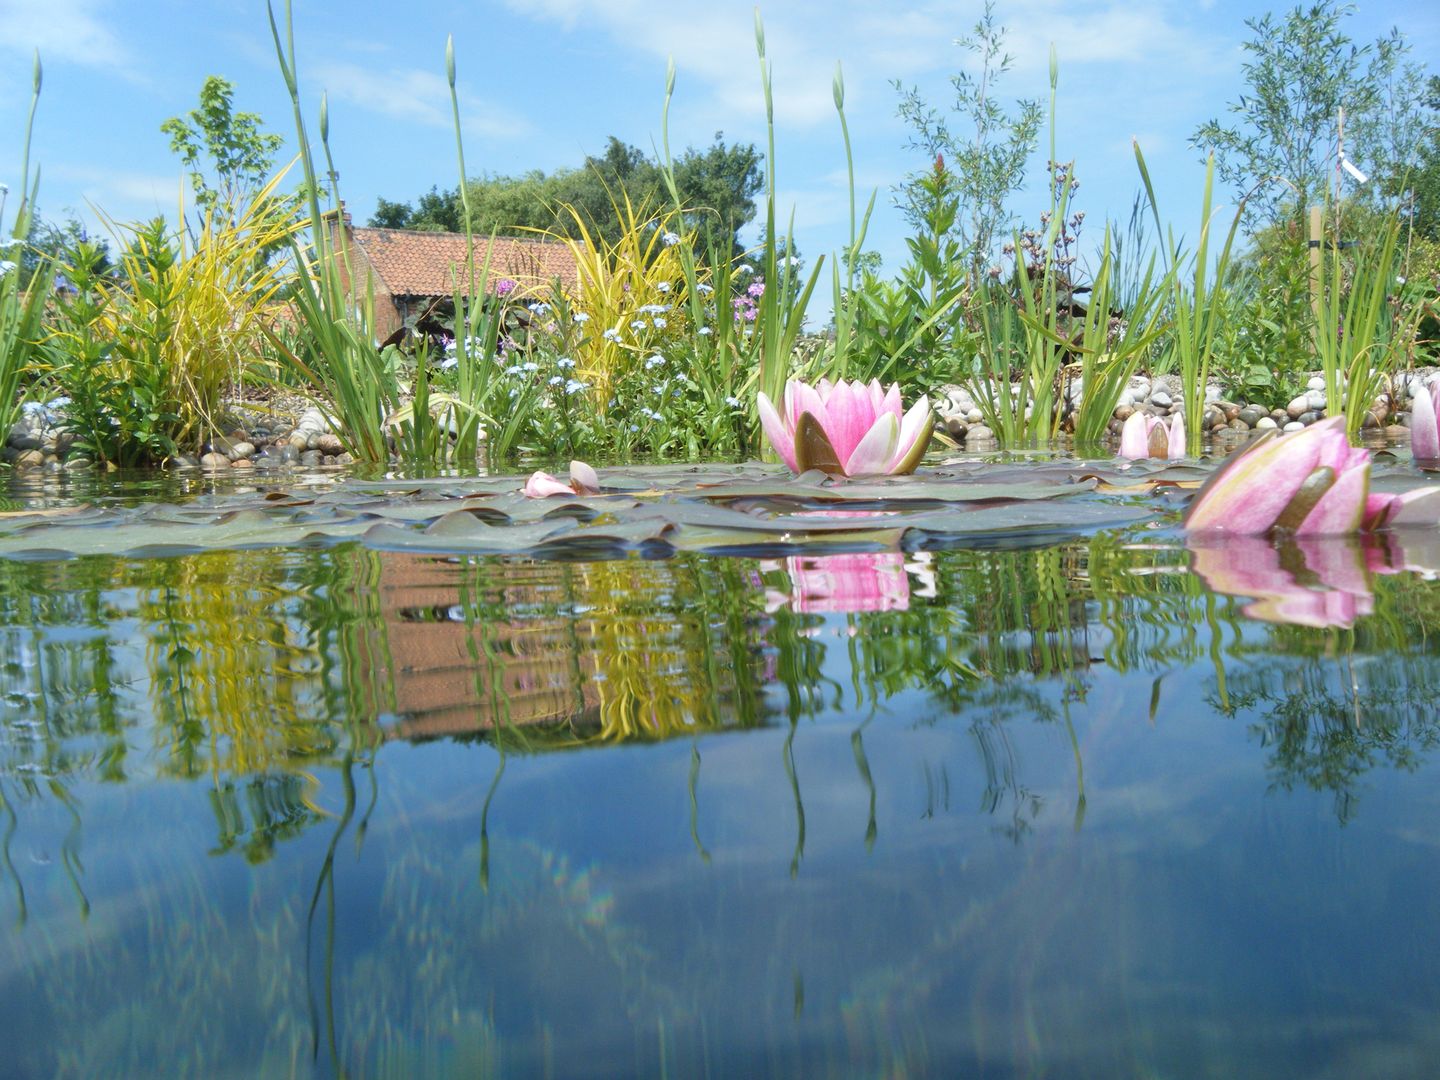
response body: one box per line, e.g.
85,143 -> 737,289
326,210 -> 580,341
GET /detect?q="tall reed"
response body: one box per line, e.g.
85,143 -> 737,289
1134,146 -> 1244,455
1,54 -> 48,446
266,0 -> 404,463
752,11 -> 823,410
1314,210 -> 1410,433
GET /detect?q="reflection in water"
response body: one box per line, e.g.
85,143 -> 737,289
3,537 -> 1440,1072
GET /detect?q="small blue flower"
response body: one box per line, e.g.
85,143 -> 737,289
603,328 -> 622,342
522,361 -> 539,373
573,311 -> 591,323
661,231 -> 680,246
725,395 -> 742,408
696,282 -> 714,295
527,301 -> 551,314
652,317 -> 667,329
548,375 -> 564,386
557,357 -> 576,370
698,326 -> 712,336
656,281 -> 671,293
564,379 -> 589,395
630,320 -> 646,331
645,354 -> 665,370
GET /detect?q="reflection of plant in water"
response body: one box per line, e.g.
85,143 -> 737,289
1222,652 -> 1440,823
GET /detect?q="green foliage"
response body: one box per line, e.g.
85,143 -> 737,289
370,134 -> 762,257
1192,2 -> 1424,232
161,75 -> 284,220
1137,146 -> 1245,454
40,232 -> 178,466
893,1 -> 1042,270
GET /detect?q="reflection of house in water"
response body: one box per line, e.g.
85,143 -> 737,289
365,554 -> 769,744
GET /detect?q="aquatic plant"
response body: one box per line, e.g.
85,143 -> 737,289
1118,410 -> 1185,460
757,378 -> 933,477
1184,416 -> 1440,535
523,460 -> 599,498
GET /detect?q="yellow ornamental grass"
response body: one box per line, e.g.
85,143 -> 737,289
546,192 -> 692,409
100,167 -> 301,447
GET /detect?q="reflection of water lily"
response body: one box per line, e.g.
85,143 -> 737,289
761,551 -> 935,614
523,460 -> 599,498
1187,530 -> 1440,629
1185,416 -> 1440,535
1119,410 -> 1185,460
1188,534 -> 1383,628
757,378 -> 933,477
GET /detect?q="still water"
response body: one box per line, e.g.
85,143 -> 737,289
3,508 -> 1440,1076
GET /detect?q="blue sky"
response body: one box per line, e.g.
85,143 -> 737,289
1,0 -> 1436,317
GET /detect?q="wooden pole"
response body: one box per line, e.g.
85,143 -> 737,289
1308,205 -> 1323,322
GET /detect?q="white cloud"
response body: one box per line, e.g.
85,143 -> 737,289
0,0 -> 132,73
313,61 -> 528,139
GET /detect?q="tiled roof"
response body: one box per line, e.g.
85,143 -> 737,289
347,226 -> 579,298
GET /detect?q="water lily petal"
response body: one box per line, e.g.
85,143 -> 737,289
1376,485 -> 1440,528
523,471 -> 575,498
888,395 -> 933,474
757,392 -> 799,473
1118,411 -> 1151,459
825,380 -> 875,465
1185,417 -> 1340,533
1412,383 -> 1440,460
795,411 -> 845,474
569,460 -> 599,495
1295,460 -> 1369,535
1167,411 -> 1187,459
844,413 -> 900,476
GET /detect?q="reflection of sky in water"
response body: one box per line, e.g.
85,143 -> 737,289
2,542 -> 1440,1076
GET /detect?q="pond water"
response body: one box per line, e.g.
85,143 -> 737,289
3,465 -> 1440,1077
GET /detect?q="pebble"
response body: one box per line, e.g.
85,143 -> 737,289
967,425 -> 995,442
1287,395 -> 1310,419
200,452 -> 230,470
1238,406 -> 1264,426
1150,390 -> 1172,409
1307,375 -> 1326,391
317,433 -> 345,456
1306,390 -> 1327,411
1255,417 -> 1278,430
1283,421 -> 1305,432
299,450 -> 324,466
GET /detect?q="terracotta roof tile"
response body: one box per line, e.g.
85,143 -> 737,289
349,227 -> 579,299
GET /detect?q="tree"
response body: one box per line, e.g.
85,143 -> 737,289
1191,2 -> 1426,232
368,133 -> 761,254
893,1 -> 1042,271
161,76 -> 283,219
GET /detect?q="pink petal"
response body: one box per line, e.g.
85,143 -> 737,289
1185,417 -> 1339,534
844,413 -> 900,476
1379,485 -> 1440,528
1167,412 -> 1187,459
523,471 -> 575,498
1295,459 -> 1370,535
889,395 -> 932,472
569,460 -> 599,494
1118,411 -> 1150,459
880,382 -> 903,419
757,391 -> 799,473
825,380 -> 874,465
1412,383 -> 1440,460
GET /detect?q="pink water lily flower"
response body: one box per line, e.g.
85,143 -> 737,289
1410,379 -> 1440,460
757,378 -> 933,477
522,460 -> 599,498
1119,410 -> 1186,460
1185,415 -> 1440,535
